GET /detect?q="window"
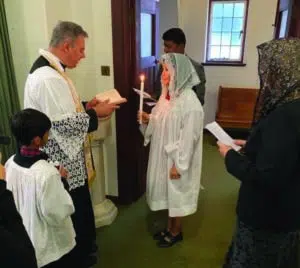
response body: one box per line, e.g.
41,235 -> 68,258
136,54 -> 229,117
206,0 -> 249,65
278,10 -> 289,38
140,13 -> 153,57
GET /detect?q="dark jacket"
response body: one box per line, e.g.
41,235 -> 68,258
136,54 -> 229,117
0,180 -> 37,268
225,99 -> 300,231
154,57 -> 206,105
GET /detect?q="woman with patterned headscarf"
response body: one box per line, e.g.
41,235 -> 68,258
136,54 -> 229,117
218,39 -> 300,267
138,53 -> 204,248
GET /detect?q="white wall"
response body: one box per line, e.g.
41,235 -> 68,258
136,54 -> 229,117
5,0 -> 118,196
177,0 -> 278,123
159,0 -> 179,55
4,0 -> 48,103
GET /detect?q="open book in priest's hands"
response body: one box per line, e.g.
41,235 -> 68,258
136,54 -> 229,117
96,89 -> 127,105
205,121 -> 241,151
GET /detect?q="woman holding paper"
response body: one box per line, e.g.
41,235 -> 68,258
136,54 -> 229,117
218,39 -> 300,267
138,53 -> 204,248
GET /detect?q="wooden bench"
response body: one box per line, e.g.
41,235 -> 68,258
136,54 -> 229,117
216,86 -> 259,129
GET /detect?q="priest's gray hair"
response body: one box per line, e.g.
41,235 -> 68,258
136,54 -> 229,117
49,21 -> 88,47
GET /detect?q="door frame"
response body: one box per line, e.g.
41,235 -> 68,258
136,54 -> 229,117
112,0 -> 151,204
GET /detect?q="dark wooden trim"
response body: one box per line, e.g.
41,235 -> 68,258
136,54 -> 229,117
202,62 -> 246,67
111,0 -> 142,204
273,0 -> 280,36
205,0 -> 213,62
241,0 -> 250,64
205,0 -> 249,64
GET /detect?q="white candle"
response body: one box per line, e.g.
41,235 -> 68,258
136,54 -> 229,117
139,74 -> 145,124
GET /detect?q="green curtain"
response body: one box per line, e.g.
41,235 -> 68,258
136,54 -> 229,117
0,0 -> 20,162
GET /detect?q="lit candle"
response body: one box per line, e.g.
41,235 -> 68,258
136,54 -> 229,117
139,74 -> 145,124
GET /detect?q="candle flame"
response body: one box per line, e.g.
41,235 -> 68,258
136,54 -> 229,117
140,74 -> 145,82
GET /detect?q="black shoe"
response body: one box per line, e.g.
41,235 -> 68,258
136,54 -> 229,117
157,232 -> 183,248
153,228 -> 170,240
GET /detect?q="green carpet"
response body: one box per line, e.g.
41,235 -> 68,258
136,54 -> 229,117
96,134 -> 240,267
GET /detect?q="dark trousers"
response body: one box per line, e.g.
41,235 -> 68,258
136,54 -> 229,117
70,181 -> 97,266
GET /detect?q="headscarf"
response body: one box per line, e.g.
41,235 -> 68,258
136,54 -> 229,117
254,38 -> 300,123
160,53 -> 200,99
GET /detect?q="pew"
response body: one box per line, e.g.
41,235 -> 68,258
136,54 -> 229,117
216,86 -> 259,129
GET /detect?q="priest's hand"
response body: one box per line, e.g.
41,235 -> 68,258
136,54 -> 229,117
170,164 -> 181,180
86,97 -> 100,110
217,141 -> 232,158
137,111 -> 150,124
0,164 -> 5,180
93,100 -> 119,118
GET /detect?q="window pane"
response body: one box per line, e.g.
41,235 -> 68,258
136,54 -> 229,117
140,13 -> 152,57
234,3 -> 245,17
231,33 -> 242,45
212,3 -> 223,17
223,3 -> 234,17
209,46 -> 221,60
211,32 -> 221,45
221,32 -> 231,46
212,18 -> 222,32
221,46 -> 230,59
222,18 -> 233,32
232,18 -> 243,32
230,46 -> 241,60
279,10 -> 288,38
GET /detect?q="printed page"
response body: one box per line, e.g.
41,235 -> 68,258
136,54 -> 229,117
205,121 -> 241,151
96,89 -> 127,105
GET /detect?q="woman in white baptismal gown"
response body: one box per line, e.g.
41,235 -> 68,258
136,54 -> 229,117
139,53 -> 204,248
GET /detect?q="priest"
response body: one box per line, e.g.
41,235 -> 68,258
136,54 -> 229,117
24,21 -> 118,267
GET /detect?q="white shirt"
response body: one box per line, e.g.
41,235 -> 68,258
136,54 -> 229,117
5,157 -> 76,267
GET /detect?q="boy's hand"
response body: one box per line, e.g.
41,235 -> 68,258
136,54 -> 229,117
170,164 -> 181,180
0,164 -> 5,180
59,166 -> 69,179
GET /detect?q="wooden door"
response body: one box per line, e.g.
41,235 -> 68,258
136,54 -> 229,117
274,0 -> 300,39
288,0 -> 300,37
274,0 -> 291,38
111,0 -> 159,204
135,0 -> 159,94
135,0 -> 160,199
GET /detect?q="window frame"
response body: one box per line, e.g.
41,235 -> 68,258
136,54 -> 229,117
204,0 -> 250,66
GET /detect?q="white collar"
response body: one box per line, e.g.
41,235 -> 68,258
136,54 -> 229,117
39,48 -> 65,73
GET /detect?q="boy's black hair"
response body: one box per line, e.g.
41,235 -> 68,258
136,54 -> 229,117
162,28 -> 186,45
11,109 -> 51,146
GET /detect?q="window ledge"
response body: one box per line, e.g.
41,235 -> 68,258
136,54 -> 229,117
202,62 -> 247,67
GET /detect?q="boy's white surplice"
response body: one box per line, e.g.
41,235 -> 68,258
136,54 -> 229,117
142,53 -> 204,217
5,157 -> 75,267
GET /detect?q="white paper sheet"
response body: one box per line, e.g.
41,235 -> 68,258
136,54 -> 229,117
133,88 -> 157,102
145,102 -> 157,107
205,121 -> 241,151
